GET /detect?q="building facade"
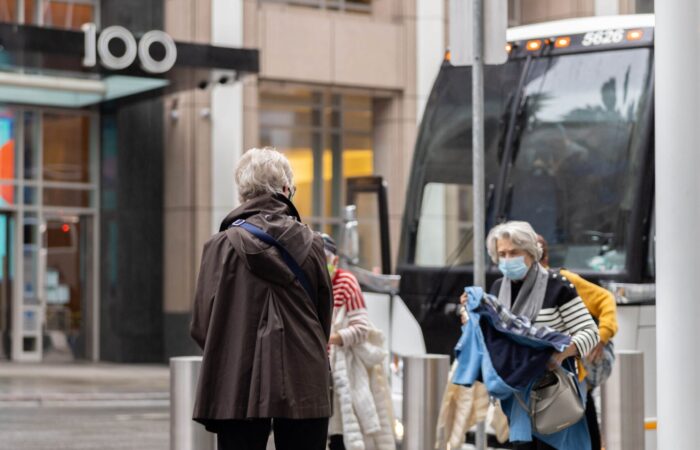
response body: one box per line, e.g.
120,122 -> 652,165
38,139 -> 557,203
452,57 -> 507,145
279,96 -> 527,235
0,0 -> 653,363
0,0 -> 257,363
163,0 -> 655,359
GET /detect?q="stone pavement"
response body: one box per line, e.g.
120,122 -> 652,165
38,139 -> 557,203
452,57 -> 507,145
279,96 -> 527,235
0,363 -> 170,449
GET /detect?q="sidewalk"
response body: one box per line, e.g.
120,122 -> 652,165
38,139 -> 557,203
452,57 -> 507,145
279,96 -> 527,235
0,362 -> 171,449
0,362 -> 169,406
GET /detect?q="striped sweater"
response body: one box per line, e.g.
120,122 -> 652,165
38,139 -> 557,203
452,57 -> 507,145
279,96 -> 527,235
332,268 -> 370,346
491,271 -> 599,356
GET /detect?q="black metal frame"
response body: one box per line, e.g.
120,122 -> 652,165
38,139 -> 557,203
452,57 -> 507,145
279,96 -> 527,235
407,41 -> 656,284
391,30 -> 657,355
0,22 -> 259,77
346,176 -> 392,275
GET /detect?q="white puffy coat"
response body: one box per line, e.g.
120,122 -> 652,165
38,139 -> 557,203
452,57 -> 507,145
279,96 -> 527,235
329,309 -> 395,450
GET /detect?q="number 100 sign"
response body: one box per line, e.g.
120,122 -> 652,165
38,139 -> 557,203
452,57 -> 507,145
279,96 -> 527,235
82,23 -> 178,74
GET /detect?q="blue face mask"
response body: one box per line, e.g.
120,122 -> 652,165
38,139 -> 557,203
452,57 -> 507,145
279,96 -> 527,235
498,256 -> 529,280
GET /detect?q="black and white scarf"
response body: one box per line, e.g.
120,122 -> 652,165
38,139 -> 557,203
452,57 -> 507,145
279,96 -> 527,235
497,263 -> 549,322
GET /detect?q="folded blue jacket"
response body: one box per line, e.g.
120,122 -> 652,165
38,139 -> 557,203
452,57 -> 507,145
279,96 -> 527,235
453,287 -> 590,449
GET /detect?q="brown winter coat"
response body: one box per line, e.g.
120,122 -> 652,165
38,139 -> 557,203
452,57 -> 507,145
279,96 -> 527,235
190,193 -> 333,429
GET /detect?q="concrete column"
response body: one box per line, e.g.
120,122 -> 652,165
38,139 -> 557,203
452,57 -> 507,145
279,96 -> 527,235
416,0 -> 445,120
211,0 -> 244,233
655,2 -> 700,448
162,0 -> 212,359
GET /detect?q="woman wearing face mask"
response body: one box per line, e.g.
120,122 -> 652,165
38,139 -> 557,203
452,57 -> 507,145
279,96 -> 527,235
485,221 -> 599,450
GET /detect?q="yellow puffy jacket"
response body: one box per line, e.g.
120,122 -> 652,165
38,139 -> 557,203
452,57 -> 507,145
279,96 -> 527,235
560,269 -> 618,343
559,269 -> 618,381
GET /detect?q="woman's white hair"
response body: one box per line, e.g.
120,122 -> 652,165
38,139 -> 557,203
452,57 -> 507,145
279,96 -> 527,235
235,147 -> 294,202
486,221 -> 543,263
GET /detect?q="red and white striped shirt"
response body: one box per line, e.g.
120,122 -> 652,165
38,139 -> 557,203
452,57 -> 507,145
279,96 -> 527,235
332,268 -> 370,346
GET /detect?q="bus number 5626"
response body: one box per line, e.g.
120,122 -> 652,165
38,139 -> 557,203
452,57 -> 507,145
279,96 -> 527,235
582,29 -> 624,46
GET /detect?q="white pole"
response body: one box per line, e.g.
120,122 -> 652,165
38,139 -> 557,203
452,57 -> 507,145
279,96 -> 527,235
655,2 -> 699,449
471,0 -> 486,448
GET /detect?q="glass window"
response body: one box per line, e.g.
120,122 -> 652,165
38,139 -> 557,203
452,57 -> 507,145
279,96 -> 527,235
344,110 -> 372,132
260,87 -> 373,235
259,128 -> 317,219
636,0 -> 653,13
43,188 -> 91,207
41,1 -> 94,30
43,114 -> 91,183
508,0 -> 521,26
407,62 -> 521,266
0,110 -> 17,184
415,183 -> 473,266
0,0 -> 18,22
259,0 -> 371,13
0,0 -> 97,29
505,49 -> 652,273
23,111 -> 39,181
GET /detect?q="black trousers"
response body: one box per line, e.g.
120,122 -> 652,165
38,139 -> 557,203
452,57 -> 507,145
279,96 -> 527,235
328,434 -> 345,450
216,418 -> 329,450
585,390 -> 602,450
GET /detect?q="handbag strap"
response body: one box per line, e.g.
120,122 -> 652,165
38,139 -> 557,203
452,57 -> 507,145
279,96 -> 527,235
229,219 -> 316,304
515,392 -> 535,419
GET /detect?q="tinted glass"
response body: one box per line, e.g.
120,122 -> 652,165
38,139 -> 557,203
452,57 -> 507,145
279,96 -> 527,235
505,48 -> 652,273
42,1 -> 94,30
408,61 -> 522,266
259,88 -> 373,234
43,114 -> 91,183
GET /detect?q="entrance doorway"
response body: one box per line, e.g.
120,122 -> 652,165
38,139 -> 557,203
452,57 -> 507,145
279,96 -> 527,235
42,215 -> 96,361
0,106 -> 99,362
4,214 -> 97,362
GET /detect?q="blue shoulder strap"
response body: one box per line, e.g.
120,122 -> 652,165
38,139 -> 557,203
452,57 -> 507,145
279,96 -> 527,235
229,219 -> 316,304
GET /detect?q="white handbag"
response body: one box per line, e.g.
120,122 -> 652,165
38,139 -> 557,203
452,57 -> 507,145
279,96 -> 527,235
516,366 -> 585,435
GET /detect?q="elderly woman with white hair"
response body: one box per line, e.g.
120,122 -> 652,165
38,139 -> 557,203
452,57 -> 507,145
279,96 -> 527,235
485,220 -> 599,450
190,147 -> 333,450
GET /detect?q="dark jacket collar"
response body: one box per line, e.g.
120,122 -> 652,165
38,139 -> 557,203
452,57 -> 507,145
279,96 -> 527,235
219,193 -> 302,232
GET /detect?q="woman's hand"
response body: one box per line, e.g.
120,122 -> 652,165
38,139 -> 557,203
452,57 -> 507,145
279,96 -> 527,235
329,333 -> 343,346
549,343 -> 578,368
587,341 -> 606,363
459,293 -> 469,324
460,292 -> 468,305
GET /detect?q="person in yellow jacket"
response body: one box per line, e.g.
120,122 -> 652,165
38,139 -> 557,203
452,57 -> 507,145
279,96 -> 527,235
536,235 -> 618,450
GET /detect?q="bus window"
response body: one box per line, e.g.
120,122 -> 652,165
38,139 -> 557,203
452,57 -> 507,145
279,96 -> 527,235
506,48 -> 652,273
415,182 -> 473,266
403,61 -> 521,266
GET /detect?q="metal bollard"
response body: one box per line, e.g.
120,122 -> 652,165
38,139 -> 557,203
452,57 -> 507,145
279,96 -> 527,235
401,354 -> 450,450
170,356 -> 216,450
602,351 -> 645,450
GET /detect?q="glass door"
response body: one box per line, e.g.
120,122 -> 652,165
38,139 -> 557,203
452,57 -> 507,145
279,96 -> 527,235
42,215 -> 95,361
1,106 -> 99,362
0,212 -> 14,360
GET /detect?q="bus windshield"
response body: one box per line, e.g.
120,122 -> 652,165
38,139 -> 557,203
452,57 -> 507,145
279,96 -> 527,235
506,48 -> 652,273
406,62 -> 522,267
404,47 -> 653,275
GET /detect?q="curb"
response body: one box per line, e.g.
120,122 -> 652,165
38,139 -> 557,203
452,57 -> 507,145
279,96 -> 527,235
0,391 -> 170,407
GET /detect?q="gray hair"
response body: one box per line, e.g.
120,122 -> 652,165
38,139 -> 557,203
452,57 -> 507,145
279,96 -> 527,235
486,221 -> 543,263
235,147 -> 294,202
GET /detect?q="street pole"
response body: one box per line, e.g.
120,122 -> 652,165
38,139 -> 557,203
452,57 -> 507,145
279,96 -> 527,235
655,1 -> 700,448
471,0 -> 486,449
